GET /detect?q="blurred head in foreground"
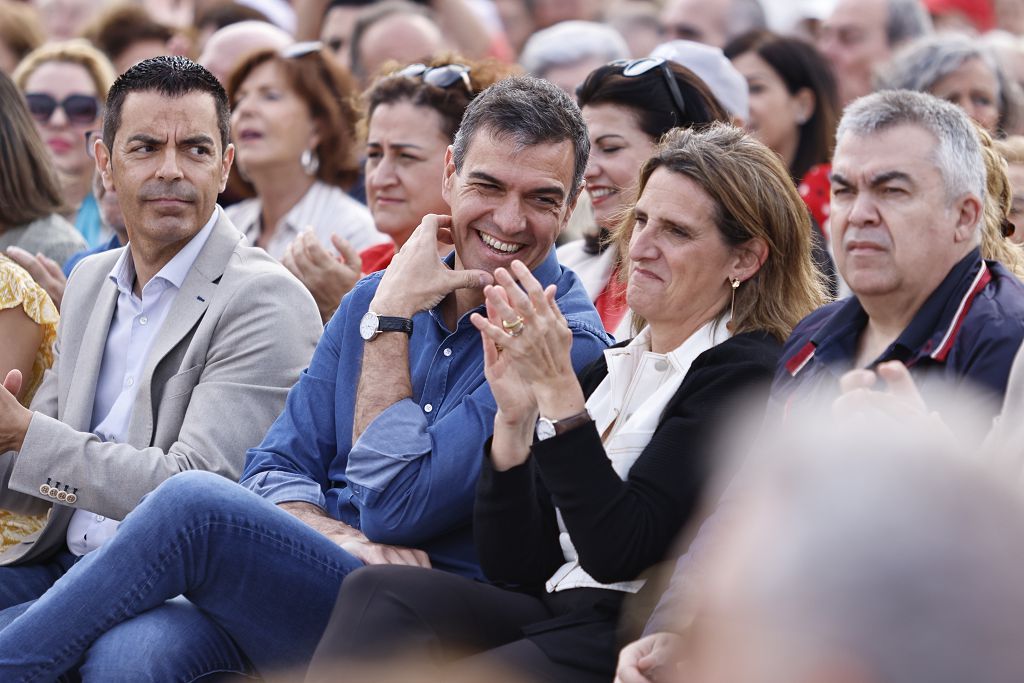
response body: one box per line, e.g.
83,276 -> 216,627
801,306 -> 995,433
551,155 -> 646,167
683,416 -> 1024,683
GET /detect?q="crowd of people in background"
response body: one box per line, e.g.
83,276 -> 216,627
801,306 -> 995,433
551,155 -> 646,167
2,0 -> 1024,681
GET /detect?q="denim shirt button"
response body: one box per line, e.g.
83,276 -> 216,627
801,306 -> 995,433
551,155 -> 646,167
424,403 -> 433,413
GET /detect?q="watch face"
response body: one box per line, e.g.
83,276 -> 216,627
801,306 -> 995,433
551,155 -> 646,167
359,311 -> 379,340
536,418 -> 556,441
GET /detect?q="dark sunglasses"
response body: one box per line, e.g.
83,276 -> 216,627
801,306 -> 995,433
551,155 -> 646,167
24,93 -> 100,126
608,58 -> 687,122
396,63 -> 473,95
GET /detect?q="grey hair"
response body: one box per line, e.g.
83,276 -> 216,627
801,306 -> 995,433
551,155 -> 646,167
451,76 -> 590,204
876,33 -> 1014,130
837,90 -> 985,210
518,20 -> 629,78
885,0 -> 933,46
727,0 -> 767,41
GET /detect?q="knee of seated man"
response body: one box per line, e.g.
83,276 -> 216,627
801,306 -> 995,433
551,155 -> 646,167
144,470 -> 240,510
76,597 -> 251,682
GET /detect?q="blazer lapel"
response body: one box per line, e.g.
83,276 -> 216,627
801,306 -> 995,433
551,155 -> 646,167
63,279 -> 118,431
126,215 -> 242,445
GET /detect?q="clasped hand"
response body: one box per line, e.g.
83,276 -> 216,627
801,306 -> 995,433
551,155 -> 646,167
470,260 -> 581,427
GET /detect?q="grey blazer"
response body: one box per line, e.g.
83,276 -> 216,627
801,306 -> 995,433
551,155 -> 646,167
0,212 -> 323,565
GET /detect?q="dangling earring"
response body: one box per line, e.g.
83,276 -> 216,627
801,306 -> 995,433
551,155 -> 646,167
300,148 -> 320,176
730,278 -> 740,321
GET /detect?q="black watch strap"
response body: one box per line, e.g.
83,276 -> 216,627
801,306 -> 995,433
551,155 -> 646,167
377,316 -> 414,336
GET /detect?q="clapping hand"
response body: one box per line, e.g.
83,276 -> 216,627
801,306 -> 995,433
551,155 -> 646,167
5,247 -> 66,310
282,231 -> 363,323
0,370 -> 32,453
470,260 -> 586,469
833,360 -> 928,419
471,261 -> 581,417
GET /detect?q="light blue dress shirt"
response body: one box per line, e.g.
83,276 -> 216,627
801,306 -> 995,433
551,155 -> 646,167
65,209 -> 219,556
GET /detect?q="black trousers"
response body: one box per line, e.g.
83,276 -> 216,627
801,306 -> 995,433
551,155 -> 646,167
306,565 -> 624,683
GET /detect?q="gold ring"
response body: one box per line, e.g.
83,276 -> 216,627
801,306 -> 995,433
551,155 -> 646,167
502,315 -> 524,331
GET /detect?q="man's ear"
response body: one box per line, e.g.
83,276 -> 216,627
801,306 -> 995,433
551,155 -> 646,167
94,137 -> 115,193
220,143 -> 235,192
731,237 -> 769,283
558,184 -> 584,236
952,194 -> 984,244
441,145 -> 456,205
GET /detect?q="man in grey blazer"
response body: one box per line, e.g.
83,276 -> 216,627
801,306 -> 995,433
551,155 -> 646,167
0,56 -> 322,672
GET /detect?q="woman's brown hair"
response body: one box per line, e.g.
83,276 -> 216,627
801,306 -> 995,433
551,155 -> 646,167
976,124 -> 1024,277
361,54 -> 520,144
227,47 -> 362,190
613,123 -> 828,342
0,71 -> 66,228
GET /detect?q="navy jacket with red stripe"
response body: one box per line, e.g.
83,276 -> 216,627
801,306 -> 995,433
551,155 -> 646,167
771,249 -> 1024,427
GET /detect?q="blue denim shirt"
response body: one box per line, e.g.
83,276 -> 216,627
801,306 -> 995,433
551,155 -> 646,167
240,248 -> 611,578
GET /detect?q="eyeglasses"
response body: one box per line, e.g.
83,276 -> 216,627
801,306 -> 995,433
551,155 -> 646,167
24,93 -> 100,126
396,63 -> 473,95
281,41 -> 324,59
608,58 -> 687,122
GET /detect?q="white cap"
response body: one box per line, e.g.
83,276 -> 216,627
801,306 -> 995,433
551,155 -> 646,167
650,39 -> 749,121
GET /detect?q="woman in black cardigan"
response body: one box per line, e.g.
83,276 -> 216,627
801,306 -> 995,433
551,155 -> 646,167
306,124 -> 828,683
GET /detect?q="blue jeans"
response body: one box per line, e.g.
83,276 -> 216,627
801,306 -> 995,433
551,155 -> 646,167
0,552 -> 250,682
0,471 -> 365,681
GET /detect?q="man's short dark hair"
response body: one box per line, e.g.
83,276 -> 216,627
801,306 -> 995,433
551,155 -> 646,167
103,56 -> 231,153
451,76 -> 590,204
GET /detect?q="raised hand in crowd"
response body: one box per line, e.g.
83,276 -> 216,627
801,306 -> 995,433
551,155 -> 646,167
470,259 -> 583,471
0,369 -> 32,453
5,247 -> 67,310
282,230 -> 363,323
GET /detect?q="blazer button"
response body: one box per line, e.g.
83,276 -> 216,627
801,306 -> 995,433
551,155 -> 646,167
65,493 -> 78,505
48,488 -> 58,499
56,491 -> 67,501
39,484 -> 51,496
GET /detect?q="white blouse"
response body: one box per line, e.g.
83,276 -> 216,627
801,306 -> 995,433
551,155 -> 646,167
227,180 -> 387,260
545,320 -> 731,594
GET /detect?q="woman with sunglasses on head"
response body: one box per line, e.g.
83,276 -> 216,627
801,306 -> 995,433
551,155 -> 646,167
305,124 -> 827,683
282,55 -> 519,322
0,71 -> 85,267
12,40 -> 113,251
225,42 -> 386,316
560,56 -> 730,336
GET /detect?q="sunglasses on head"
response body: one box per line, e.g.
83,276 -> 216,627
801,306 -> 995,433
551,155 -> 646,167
24,93 -> 100,126
608,57 -> 688,122
396,63 -> 474,95
281,41 -> 324,59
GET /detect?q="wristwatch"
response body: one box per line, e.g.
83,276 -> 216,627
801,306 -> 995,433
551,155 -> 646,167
536,409 -> 592,441
359,310 -> 414,341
